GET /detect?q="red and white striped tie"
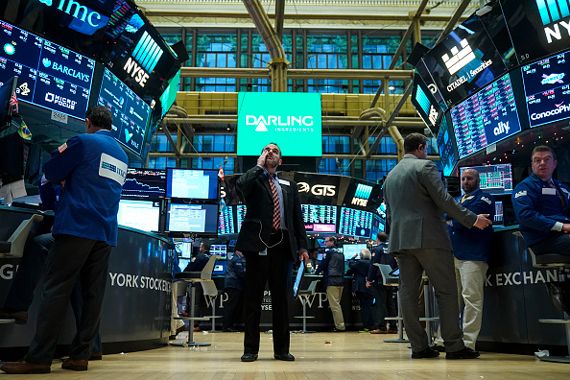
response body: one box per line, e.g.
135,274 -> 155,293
268,177 -> 281,231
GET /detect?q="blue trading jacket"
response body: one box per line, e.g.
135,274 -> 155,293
43,130 -> 128,246
512,174 -> 570,246
450,188 -> 495,262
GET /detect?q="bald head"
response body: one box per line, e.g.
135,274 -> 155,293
461,169 -> 480,194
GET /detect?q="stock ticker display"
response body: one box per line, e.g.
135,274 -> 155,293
218,205 -> 236,235
97,68 -> 151,156
301,204 -> 337,233
0,20 -> 94,119
338,207 -> 374,238
121,169 -> 166,201
237,204 -> 247,233
522,50 -> 570,127
450,73 -> 521,158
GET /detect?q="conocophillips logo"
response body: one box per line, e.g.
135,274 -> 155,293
441,39 -> 476,75
530,102 -> 570,121
351,183 -> 373,207
535,0 -> 570,43
298,182 -> 336,197
246,115 -> 315,132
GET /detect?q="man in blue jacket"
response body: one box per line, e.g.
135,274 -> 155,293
449,168 -> 494,350
1,106 -> 128,374
513,145 -> 570,255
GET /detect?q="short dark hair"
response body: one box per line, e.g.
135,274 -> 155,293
531,145 -> 557,161
324,236 -> 336,244
261,142 -> 282,156
377,232 -> 388,242
404,133 -> 428,153
86,106 -> 112,131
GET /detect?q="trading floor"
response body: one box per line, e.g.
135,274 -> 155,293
5,332 -> 568,380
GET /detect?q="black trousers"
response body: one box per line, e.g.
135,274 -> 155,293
223,287 -> 244,330
243,233 -> 293,355
25,235 -> 111,364
532,234 -> 570,256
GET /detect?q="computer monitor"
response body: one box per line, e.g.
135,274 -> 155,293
178,258 -> 191,272
174,239 -> 193,259
342,243 -> 367,260
210,244 -> 227,259
459,164 -> 513,195
121,168 -> 166,201
213,261 -> 227,275
494,200 -> 504,224
166,169 -> 219,200
166,202 -> 219,235
338,207 -> 374,238
0,76 -> 17,128
117,200 -> 160,232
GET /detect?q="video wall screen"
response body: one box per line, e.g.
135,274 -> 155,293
450,72 -> 522,159
218,205 -> 236,235
338,207 -> 374,238
121,168 -> 166,201
117,199 -> 160,232
0,20 -> 94,119
166,169 -> 218,200
97,68 -> 151,156
166,202 -> 219,235
500,0 -> 570,64
436,113 -> 459,177
302,204 -> 337,233
420,13 -> 509,107
459,163 -> 514,195
522,49 -> 570,127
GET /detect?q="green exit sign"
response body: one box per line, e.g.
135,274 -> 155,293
237,92 -> 322,156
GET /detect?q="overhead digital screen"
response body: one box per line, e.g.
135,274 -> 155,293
218,205 -> 236,235
411,73 -> 444,129
500,0 -> 570,64
450,73 -> 522,158
301,204 -> 337,233
0,20 -> 94,119
237,92 -> 322,156
420,13 -> 509,106
97,68 -> 150,156
117,199 -> 160,232
436,113 -> 459,177
460,163 -> 514,195
522,50 -> 570,127
166,169 -> 219,200
166,202 -> 219,235
121,168 -> 166,201
338,207 -> 374,238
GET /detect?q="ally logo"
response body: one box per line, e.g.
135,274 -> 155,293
535,0 -> 570,43
441,39 -> 476,75
124,128 -> 133,143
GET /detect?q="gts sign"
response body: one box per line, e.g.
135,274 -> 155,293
35,0 -> 103,28
297,182 -> 336,197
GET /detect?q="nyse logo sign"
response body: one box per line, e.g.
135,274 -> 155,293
123,31 -> 164,88
298,182 -> 336,197
351,183 -> 373,207
34,0 -> 103,28
428,105 -> 439,126
535,0 -> 570,44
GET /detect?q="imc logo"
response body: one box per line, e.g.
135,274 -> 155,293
441,39 -> 476,75
34,0 -> 103,28
123,31 -> 164,88
351,183 -> 373,207
535,0 -> 570,43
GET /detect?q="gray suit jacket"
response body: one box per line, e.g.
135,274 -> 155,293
384,154 -> 477,253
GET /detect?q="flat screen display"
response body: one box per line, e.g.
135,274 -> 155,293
338,207 -> 374,238
237,204 -> 247,232
166,169 -> 218,200
342,244 -> 368,260
121,168 -> 166,201
495,200 -> 504,223
97,68 -> 151,156
522,50 -> 570,127
218,205 -> 236,235
117,199 -> 160,232
420,13 -> 509,106
166,202 -> 219,234
0,20 -> 94,119
301,204 -> 337,233
210,244 -> 227,259
370,213 -> 384,241
411,73 -> 444,129
343,180 -> 382,211
460,164 -> 514,195
436,113 -> 459,176
237,92 -> 322,156
213,261 -> 227,275
500,0 -> 570,64
450,73 -> 522,159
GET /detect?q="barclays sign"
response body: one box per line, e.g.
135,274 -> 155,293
34,0 -> 104,28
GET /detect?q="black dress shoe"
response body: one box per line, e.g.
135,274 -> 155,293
446,347 -> 480,360
274,353 -> 295,361
411,347 -> 440,359
0,361 -> 51,374
430,344 -> 445,352
241,353 -> 258,362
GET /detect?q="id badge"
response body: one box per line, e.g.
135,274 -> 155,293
259,247 -> 268,256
